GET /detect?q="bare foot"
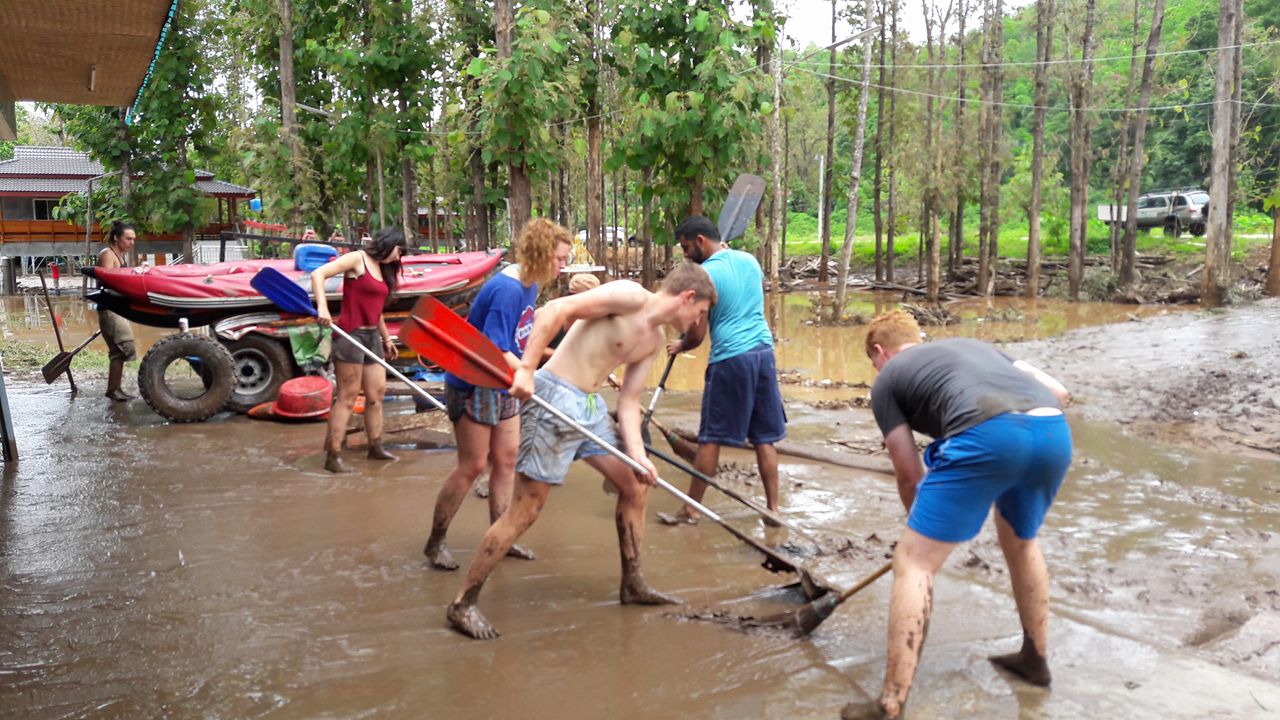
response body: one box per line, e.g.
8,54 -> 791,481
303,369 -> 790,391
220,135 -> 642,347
761,514 -> 783,528
506,543 -> 536,561
447,601 -> 500,640
840,700 -> 896,720
105,389 -> 135,402
473,477 -> 490,498
424,542 -> 459,571
324,452 -> 352,474
989,646 -> 1052,687
656,510 -> 699,526
620,577 -> 681,605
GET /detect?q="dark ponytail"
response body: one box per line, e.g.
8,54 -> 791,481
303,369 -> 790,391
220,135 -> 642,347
107,221 -> 134,246
366,227 -> 407,300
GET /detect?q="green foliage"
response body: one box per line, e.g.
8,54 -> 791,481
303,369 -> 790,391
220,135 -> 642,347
610,0 -> 770,235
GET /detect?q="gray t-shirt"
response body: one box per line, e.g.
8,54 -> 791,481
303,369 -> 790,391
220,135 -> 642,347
870,338 -> 1061,439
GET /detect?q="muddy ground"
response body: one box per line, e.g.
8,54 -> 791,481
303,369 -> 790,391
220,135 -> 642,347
1015,297 -> 1280,457
2,293 -> 1278,718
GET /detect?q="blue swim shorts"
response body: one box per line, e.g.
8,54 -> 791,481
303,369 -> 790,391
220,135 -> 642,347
698,344 -> 787,447
908,412 -> 1073,543
515,369 -> 617,485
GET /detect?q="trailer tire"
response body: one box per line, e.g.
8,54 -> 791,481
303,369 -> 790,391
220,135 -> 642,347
138,333 -> 235,423
221,334 -> 296,413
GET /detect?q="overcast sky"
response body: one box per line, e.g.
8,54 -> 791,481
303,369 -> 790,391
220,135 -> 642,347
782,0 -> 1036,48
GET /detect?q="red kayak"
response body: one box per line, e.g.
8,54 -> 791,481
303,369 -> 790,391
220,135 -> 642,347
84,250 -> 504,329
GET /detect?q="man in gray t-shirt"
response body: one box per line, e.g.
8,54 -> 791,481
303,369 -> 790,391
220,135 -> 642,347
843,311 -> 1073,720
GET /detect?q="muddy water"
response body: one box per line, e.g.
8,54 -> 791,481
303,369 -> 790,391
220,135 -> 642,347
0,294 -> 169,352
648,291 -> 1188,395
3,293 -> 1277,719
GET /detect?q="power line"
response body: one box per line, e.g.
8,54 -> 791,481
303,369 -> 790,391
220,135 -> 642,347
795,66 -> 1275,114
790,38 -> 1280,71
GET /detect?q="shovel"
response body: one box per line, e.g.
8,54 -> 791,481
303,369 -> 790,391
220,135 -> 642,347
42,331 -> 102,384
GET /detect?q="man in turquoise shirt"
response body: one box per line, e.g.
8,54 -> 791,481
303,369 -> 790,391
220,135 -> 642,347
658,216 -> 787,525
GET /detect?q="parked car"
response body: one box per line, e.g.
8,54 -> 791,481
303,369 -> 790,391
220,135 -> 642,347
1098,188 -> 1208,238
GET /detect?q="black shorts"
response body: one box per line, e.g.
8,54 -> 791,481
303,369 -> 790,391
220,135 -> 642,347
332,327 -> 383,365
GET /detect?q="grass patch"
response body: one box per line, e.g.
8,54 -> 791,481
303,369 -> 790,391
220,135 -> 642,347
778,211 -> 1273,264
0,337 -> 114,374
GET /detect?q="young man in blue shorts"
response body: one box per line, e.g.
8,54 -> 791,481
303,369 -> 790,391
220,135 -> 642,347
445,263 -> 717,640
843,310 -> 1072,720
658,216 -> 787,526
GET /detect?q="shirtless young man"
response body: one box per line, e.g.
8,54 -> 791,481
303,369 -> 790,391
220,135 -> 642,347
445,262 -> 718,640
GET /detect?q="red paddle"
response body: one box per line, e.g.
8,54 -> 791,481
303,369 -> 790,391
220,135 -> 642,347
402,294 -> 825,598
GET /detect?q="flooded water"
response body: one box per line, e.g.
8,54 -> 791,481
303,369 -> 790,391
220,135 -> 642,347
2,292 -> 1276,719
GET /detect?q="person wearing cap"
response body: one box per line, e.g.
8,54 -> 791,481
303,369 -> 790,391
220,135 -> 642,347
659,215 -> 787,526
842,310 -> 1071,720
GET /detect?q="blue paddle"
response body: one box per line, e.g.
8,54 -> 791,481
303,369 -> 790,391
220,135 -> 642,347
250,267 -> 446,411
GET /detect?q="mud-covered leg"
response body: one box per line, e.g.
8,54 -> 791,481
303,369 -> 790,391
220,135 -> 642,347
589,455 -> 679,605
844,528 -> 955,720
323,362 -> 362,473
988,514 -> 1053,687
657,442 -> 719,526
446,474 -> 550,639
485,415 -> 535,561
425,416 -> 493,570
755,442 -> 782,524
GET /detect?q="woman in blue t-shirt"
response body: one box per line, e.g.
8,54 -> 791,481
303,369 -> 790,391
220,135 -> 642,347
424,219 -> 571,570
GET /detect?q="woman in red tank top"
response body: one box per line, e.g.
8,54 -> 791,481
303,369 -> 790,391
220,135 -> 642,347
310,228 -> 406,473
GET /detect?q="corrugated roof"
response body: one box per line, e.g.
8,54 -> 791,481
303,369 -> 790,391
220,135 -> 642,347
0,146 -> 254,197
0,177 -> 90,194
193,179 -> 255,198
0,146 -> 105,176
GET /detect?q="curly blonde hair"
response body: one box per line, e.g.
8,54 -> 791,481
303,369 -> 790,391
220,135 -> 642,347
515,218 -> 571,287
865,310 -> 922,359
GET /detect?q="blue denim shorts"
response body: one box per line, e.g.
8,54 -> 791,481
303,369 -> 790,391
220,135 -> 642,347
515,370 -> 617,485
908,412 -> 1073,543
698,344 -> 787,447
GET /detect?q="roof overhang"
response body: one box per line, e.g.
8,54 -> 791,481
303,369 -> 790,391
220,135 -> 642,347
0,1 -> 173,139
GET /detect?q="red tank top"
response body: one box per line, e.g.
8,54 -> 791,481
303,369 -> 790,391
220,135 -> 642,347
337,255 -> 390,331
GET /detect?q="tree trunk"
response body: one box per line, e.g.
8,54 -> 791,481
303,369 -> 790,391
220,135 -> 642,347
768,31 -> 784,289
886,1 -> 899,283
641,168 -> 654,287
977,0 -> 993,294
985,0 -> 1004,296
375,146 -> 386,228
278,0 -> 300,229
818,0 -> 838,284
399,91 -> 416,244
782,115 -> 791,264
1268,163 -> 1280,296
872,0 -> 887,283
495,0 -> 530,241
1026,0 -> 1054,298
922,1 -> 949,302
1110,0 -> 1142,271
949,0 -> 968,280
1118,0 -> 1165,288
833,0 -> 877,316
1066,0 -> 1098,300
1223,1 -> 1243,273
1203,0 -> 1240,306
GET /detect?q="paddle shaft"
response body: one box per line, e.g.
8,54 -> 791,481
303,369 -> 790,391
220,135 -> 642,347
640,352 -> 676,431
833,560 -> 894,605
644,440 -> 804,533
328,323 -> 446,412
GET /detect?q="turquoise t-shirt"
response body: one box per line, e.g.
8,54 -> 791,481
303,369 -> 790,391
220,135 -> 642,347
702,249 -> 773,364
